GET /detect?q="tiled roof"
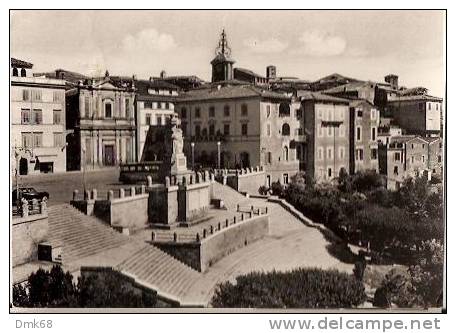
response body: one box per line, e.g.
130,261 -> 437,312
389,135 -> 427,144
322,81 -> 375,94
388,94 -> 443,102
234,67 -> 265,79
299,91 -> 349,104
178,84 -> 290,102
11,58 -> 33,69
349,99 -> 375,107
313,73 -> 360,84
35,69 -> 88,83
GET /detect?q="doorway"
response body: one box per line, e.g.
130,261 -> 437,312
103,145 -> 115,166
19,158 -> 28,175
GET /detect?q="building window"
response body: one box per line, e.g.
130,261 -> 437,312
339,147 -> 345,159
371,127 -> 376,141
422,155 -> 425,163
283,146 -> 289,161
53,91 -> 63,102
394,166 -> 399,175
328,167 -> 332,178
157,115 -> 163,125
223,124 -> 230,135
371,109 -> 377,119
267,152 -> 272,164
32,109 -> 42,124
328,126 -> 332,136
266,124 -> 271,136
394,152 -> 401,161
241,104 -> 248,116
53,133 -> 64,147
195,107 -> 201,118
145,114 -> 151,125
318,147 -> 323,161
242,123 -> 248,136
411,156 -> 415,163
266,105 -> 271,117
84,97 -> 90,118
195,125 -> 201,137
436,103 -> 439,111
419,103 -> 425,111
295,108 -> 302,119
21,68 -> 26,77
356,148 -> 364,161
181,108 -> 187,119
279,103 -> 290,117
209,124 -> 215,136
438,155 -> 442,163
339,124 -> 345,137
53,110 -> 62,124
33,132 -> 43,147
357,110 -> 363,117
283,173 -> 289,184
318,124 -> 323,138
327,147 -> 332,159
125,98 -> 131,118
165,102 -> 169,109
22,89 -> 30,101
209,106 -> 215,118
282,123 -> 290,136
181,122 -> 187,137
21,133 -> 32,148
12,68 -> 18,76
371,148 -> 377,160
21,109 -> 30,124
157,102 -> 162,109
105,103 -> 112,118
356,126 -> 362,141
32,90 -> 42,102
224,105 -> 230,117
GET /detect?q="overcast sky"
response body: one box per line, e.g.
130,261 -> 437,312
11,10 -> 445,96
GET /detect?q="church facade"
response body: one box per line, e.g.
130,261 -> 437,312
65,73 -> 137,170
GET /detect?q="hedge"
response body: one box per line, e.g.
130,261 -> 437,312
211,268 -> 366,308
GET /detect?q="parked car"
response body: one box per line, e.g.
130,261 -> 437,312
12,187 -> 50,203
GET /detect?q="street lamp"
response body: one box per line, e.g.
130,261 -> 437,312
190,142 -> 195,171
217,141 -> 221,170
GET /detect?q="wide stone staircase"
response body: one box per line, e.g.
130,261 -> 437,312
47,204 -> 131,264
115,245 -> 202,305
212,181 -> 251,210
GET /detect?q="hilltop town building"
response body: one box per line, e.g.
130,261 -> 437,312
300,92 -> 351,183
349,100 -> 380,174
11,58 -> 67,174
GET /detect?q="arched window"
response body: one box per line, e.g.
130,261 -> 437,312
283,146 -> 289,161
282,123 -> 290,136
241,104 -> 248,116
224,105 -> 230,117
12,68 -> 18,76
279,103 -> 290,117
20,68 -> 26,77
296,145 -> 302,160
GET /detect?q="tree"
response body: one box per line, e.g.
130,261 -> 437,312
212,268 -> 366,308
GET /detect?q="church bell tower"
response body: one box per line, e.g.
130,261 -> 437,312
211,29 -> 235,83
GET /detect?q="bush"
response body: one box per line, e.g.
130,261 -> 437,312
270,181 -> 285,197
258,185 -> 269,196
12,266 -> 158,308
211,268 -> 366,308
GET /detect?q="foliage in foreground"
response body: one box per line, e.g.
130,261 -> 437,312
13,265 -> 158,308
211,268 -> 366,308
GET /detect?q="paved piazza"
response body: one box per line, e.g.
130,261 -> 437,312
13,168 -> 126,206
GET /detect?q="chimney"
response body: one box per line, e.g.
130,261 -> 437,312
266,65 -> 277,80
149,76 -> 154,82
384,74 -> 398,90
160,70 -> 167,79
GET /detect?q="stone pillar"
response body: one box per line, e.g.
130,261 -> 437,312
73,189 -> 79,201
141,185 -> 146,194
98,132 -> 103,166
120,188 -> 125,198
92,189 -> 97,200
147,175 -> 153,188
84,190 -> 90,201
40,198 -> 47,214
131,187 -> 136,196
21,198 -> 29,217
165,176 -> 171,187
107,190 -> 114,201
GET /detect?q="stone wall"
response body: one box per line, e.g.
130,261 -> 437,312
216,166 -> 266,194
153,212 -> 269,272
12,213 -> 49,267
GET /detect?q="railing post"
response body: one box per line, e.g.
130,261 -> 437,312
210,225 -> 214,234
203,229 -> 207,238
141,185 -> 146,194
173,232 -> 178,242
120,188 -> 125,198
241,213 -> 244,221
151,231 -> 156,241
107,190 -> 114,201
131,187 -> 136,196
233,216 -> 236,224
226,219 -> 229,227
147,175 -> 153,188
218,222 -> 221,230
73,189 -> 79,201
196,233 -> 200,242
